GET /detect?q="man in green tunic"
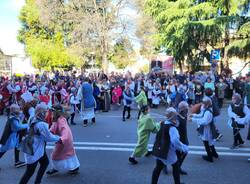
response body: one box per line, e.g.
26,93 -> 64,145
135,86 -> 148,119
129,105 -> 161,165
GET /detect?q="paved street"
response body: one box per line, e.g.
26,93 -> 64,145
0,105 -> 250,184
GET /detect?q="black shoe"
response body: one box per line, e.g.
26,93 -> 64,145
126,115 -> 131,119
122,117 -> 125,122
83,120 -> 88,127
71,122 -> 76,125
180,169 -> 188,175
210,146 -> 219,158
239,141 -> 245,147
202,155 -> 213,163
216,134 -> 223,141
46,169 -> 59,175
15,161 -> 26,168
129,157 -> 138,165
91,118 -> 96,124
230,144 -> 239,149
213,153 -> 219,158
68,167 -> 79,175
145,151 -> 152,157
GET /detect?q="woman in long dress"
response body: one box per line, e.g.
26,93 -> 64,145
46,105 -> 80,175
152,81 -> 161,108
99,79 -> 111,112
77,77 -> 96,127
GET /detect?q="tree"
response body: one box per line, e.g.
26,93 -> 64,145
18,0 -> 81,70
145,0 -> 249,71
227,19 -> 250,60
134,0 -> 158,58
25,34 -> 78,70
109,38 -> 135,69
35,0 -> 132,73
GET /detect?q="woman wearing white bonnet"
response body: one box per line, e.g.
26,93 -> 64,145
20,92 -> 37,124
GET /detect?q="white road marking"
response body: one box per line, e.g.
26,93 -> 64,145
95,112 -> 165,119
46,146 -> 250,157
47,142 -> 250,152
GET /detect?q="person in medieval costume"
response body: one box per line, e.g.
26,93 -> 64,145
46,105 -> 80,175
112,84 -> 122,106
60,85 -> 69,105
39,87 -> 50,106
146,79 -> 154,107
228,93 -> 250,149
54,83 -> 63,104
176,101 -> 189,175
27,77 -> 37,95
0,104 -> 28,169
19,103 -> 60,184
68,87 -> 80,125
122,85 -> 134,122
191,97 -> 219,163
93,82 -> 101,112
17,92 -> 38,168
244,74 -> 250,153
229,93 -> 250,162
216,78 -> 227,108
99,79 -> 111,112
152,81 -> 161,108
49,80 -> 59,106
245,74 -> 250,107
14,77 -> 23,104
0,80 -> 16,114
151,107 -> 188,184
129,105 -> 160,165
77,77 -> 96,127
4,80 -> 19,113
135,86 -> 148,119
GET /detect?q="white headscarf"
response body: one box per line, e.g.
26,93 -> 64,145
21,91 -> 34,103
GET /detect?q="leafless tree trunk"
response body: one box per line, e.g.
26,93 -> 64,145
36,0 -> 131,74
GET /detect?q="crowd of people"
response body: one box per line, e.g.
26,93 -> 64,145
0,69 -> 249,184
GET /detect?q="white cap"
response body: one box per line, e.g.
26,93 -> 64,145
21,91 -> 34,103
165,107 -> 178,121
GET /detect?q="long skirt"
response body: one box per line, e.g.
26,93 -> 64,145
101,92 -> 110,112
51,155 -> 80,171
81,108 -> 95,120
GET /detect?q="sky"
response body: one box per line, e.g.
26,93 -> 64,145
0,0 -> 25,55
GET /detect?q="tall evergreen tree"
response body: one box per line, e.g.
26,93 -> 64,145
145,0 -> 249,71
